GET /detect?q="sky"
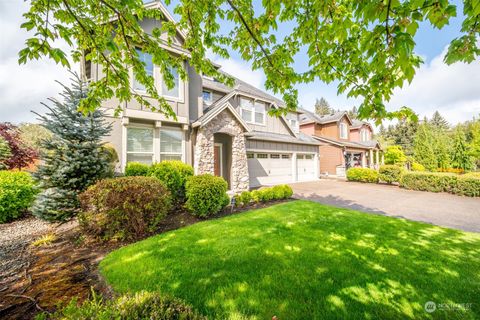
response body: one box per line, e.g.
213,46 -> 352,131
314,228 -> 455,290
0,0 -> 479,126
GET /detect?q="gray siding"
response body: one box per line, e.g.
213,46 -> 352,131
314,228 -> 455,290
229,95 -> 291,135
246,139 -> 318,153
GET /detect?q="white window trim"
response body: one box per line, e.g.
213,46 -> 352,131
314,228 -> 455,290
125,125 -> 155,165
203,90 -> 213,105
159,126 -> 185,162
339,122 -> 348,139
214,143 -> 223,177
240,97 -> 266,126
160,66 -> 185,102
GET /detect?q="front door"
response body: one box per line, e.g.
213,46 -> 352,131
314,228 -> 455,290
214,145 -> 221,177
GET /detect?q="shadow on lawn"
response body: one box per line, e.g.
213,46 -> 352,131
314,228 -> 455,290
100,201 -> 480,320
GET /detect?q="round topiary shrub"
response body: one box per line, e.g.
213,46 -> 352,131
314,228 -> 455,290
185,174 -> 229,217
379,165 -> 405,184
0,170 -> 37,223
346,167 -> 379,183
149,160 -> 194,204
124,162 -> 150,177
78,176 -> 172,241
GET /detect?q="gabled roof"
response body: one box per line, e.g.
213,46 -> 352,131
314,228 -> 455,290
350,119 -> 373,130
192,99 -> 250,132
312,135 -> 381,150
299,109 -> 353,126
144,1 -> 187,40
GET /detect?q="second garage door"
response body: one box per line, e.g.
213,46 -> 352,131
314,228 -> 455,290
248,152 -> 292,187
297,154 -> 316,181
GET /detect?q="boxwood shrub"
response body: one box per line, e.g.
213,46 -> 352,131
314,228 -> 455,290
124,162 -> 149,176
235,191 -> 252,207
185,174 -> 229,217
79,176 -> 172,241
452,176 -> 480,197
38,291 -> 205,320
379,165 -> 405,184
0,170 -> 37,223
399,172 -> 457,193
346,168 -> 379,183
149,160 -> 194,204
248,185 -> 293,204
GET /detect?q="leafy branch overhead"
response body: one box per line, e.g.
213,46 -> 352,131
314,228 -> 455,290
19,0 -> 480,122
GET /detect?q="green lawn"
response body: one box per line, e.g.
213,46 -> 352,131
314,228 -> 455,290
100,200 -> 480,320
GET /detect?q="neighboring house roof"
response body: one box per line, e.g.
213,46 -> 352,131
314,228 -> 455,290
312,135 -> 381,150
245,131 -> 321,146
350,119 -> 373,130
299,109 -> 353,125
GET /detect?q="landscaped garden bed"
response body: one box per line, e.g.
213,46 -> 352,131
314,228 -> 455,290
98,200 -> 480,319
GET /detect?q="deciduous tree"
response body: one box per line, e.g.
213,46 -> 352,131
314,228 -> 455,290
19,0 -> 479,121
0,123 -> 37,169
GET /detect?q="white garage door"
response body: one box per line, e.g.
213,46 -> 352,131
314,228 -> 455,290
297,154 -> 316,181
248,152 -> 292,187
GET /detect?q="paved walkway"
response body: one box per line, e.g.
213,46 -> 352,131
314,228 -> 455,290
290,179 -> 480,233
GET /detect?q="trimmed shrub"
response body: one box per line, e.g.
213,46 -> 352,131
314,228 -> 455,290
0,171 -> 37,223
249,185 -> 293,203
282,185 -> 294,198
453,176 -> 480,197
38,291 -> 206,320
259,188 -> 275,201
251,189 -> 262,203
79,176 -> 172,241
185,174 -> 229,217
149,161 -> 194,204
346,167 -> 379,183
436,167 -> 465,174
399,172 -> 457,193
411,162 -> 425,172
379,165 -> 405,184
124,162 -> 150,177
464,172 -> 480,178
235,191 -> 252,207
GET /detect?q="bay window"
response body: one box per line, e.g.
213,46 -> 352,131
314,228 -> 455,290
133,49 -> 153,91
127,127 -> 154,164
160,129 -> 183,161
240,97 -> 265,125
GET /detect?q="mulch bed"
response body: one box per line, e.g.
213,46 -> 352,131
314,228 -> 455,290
0,199 -> 290,319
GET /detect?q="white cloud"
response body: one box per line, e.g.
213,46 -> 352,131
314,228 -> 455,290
387,49 -> 480,123
0,0 -> 75,124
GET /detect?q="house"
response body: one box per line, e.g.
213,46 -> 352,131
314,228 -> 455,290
83,1 -> 321,192
299,109 -> 383,177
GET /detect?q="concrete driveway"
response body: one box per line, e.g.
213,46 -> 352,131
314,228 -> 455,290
291,179 -> 480,233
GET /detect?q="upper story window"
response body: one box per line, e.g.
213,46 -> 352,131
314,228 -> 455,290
127,127 -> 154,164
203,90 -> 213,104
360,128 -> 370,141
286,112 -> 299,133
162,67 -> 180,98
240,98 -> 265,125
133,49 -> 153,91
339,122 -> 348,139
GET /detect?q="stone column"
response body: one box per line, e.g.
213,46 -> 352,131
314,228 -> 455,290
194,128 -> 214,175
231,133 -> 249,192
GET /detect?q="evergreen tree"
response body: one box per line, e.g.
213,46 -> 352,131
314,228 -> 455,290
32,74 -> 112,221
347,106 -> 358,119
468,120 -> 480,169
0,136 -> 11,170
314,97 -> 332,116
450,128 -> 474,171
413,123 -> 437,171
430,111 -> 450,131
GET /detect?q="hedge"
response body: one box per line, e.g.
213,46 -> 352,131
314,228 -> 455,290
400,171 -> 480,197
79,176 -> 172,241
185,174 -> 230,217
379,165 -> 405,184
346,167 -> 379,183
0,170 -> 37,223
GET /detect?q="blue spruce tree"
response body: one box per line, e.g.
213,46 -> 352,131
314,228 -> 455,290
32,74 -> 112,221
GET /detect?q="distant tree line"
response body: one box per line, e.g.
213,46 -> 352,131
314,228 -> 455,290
378,111 -> 480,172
